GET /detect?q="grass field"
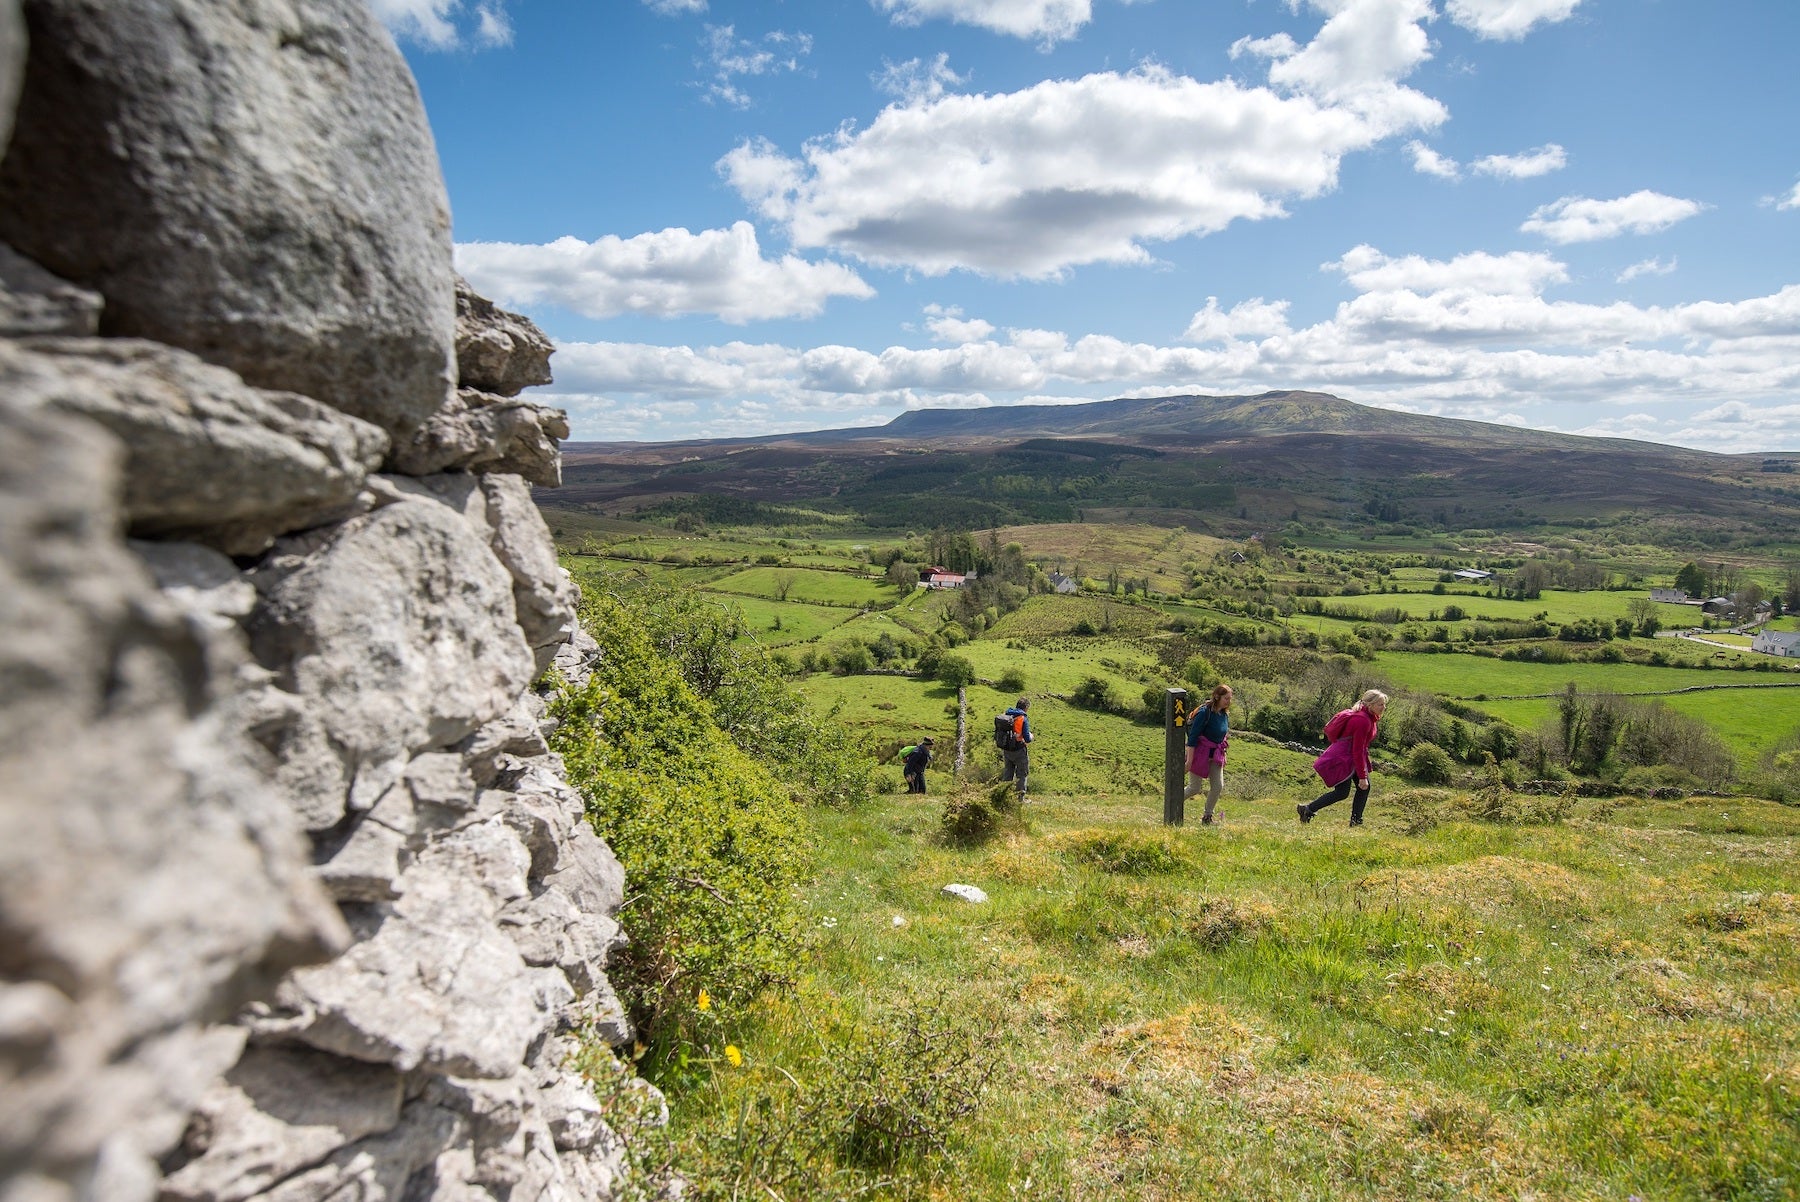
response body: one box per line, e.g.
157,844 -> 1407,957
706,565 -> 896,607
669,788 -> 1800,1200
994,522 -> 1225,594
1371,653 -> 1800,700
1313,589 -> 1691,624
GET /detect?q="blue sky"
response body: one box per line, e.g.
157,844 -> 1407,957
378,0 -> 1800,451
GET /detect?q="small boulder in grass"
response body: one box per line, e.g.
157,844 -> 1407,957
941,883 -> 988,905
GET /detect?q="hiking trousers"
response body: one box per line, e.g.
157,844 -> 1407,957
1304,777 -> 1369,822
1000,745 -> 1029,796
1184,761 -> 1223,820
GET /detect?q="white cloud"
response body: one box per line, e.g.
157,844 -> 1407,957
875,54 -> 967,104
1254,0 -> 1437,117
1521,191 -> 1707,244
454,223 -> 873,323
1407,141 -> 1460,179
1471,142 -> 1566,179
1617,257 -> 1676,283
645,0 -> 706,13
539,246 -> 1800,451
1183,297 -> 1292,343
371,0 -> 512,49
723,2 -> 1447,279
702,25 -> 812,108
924,304 -> 997,344
1775,179 -> 1800,211
1328,245 -> 1568,296
872,0 -> 1093,47
1444,0 -> 1584,41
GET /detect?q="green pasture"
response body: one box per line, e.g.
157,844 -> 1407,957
958,635 -> 1164,700
683,786 -> 1800,1200
1315,588 -> 1689,624
996,521 -> 1225,593
705,565 -> 896,607
988,594 -> 1167,640
728,596 -> 860,646
1471,687 -> 1800,771
1371,651 -> 1799,700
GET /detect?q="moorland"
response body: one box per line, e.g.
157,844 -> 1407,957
539,391 -> 1800,1200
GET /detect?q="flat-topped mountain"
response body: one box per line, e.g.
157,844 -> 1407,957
548,391 -> 1800,542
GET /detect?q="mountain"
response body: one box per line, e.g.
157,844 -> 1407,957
546,391 -> 1800,545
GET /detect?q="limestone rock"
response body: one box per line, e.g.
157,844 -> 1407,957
0,383 -> 343,1200
455,277 -> 554,397
251,1099 -> 463,1202
460,704 -> 552,789
551,626 -> 602,692
159,1045 -> 404,1202
129,541 -> 256,632
941,883 -> 989,904
0,0 -> 20,153
0,242 -> 101,335
362,469 -> 576,674
480,473 -> 580,673
0,0 -> 457,441
7,339 -> 387,555
269,828 -> 572,1079
388,388 -> 569,487
247,501 -> 536,826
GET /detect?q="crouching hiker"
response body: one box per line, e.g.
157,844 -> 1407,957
1184,684 -> 1232,824
1298,690 -> 1387,828
996,697 -> 1033,801
901,736 -> 934,794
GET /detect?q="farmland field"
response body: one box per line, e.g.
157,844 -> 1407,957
1370,652 -> 1798,699
1314,588 -> 1692,624
705,565 -> 896,607
687,788 -> 1800,1200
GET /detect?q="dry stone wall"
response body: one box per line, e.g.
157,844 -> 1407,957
0,4 -> 650,1200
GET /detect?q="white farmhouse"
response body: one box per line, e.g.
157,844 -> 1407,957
1752,630 -> 1800,657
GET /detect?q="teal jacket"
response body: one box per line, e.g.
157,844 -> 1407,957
1187,703 -> 1229,747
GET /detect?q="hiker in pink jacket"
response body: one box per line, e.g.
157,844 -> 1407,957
1298,689 -> 1387,828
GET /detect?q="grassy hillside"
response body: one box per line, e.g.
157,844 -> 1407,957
544,391 -> 1800,552
656,788 -> 1800,1200
554,522 -> 1800,1200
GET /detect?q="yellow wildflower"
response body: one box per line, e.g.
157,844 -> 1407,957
724,1045 -> 743,1067
697,988 -> 710,1011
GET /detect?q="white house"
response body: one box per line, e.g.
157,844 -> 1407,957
1047,572 -> 1079,594
1752,630 -> 1800,657
1650,587 -> 1691,604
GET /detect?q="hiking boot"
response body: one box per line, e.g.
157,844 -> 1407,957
1348,818 -> 1364,828
1200,815 -> 1215,826
1296,804 -> 1312,824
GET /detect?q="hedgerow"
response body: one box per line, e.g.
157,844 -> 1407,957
551,589 -> 816,1071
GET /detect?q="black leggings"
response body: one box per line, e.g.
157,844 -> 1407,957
1306,777 -> 1369,821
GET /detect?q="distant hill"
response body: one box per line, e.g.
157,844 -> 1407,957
547,391 -> 1800,546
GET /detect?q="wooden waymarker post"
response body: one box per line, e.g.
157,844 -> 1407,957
1163,687 -> 1189,826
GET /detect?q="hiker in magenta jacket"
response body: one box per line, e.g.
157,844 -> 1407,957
1298,689 -> 1387,828
1184,683 -> 1232,825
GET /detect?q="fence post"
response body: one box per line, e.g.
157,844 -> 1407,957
1164,687 -> 1189,826
955,686 -> 967,774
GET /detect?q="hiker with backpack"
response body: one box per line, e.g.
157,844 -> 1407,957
1184,683 -> 1232,825
1298,689 -> 1388,828
997,697 -> 1033,800
901,737 -> 934,794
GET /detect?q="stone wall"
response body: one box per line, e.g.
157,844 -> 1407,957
0,3 -> 647,1200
